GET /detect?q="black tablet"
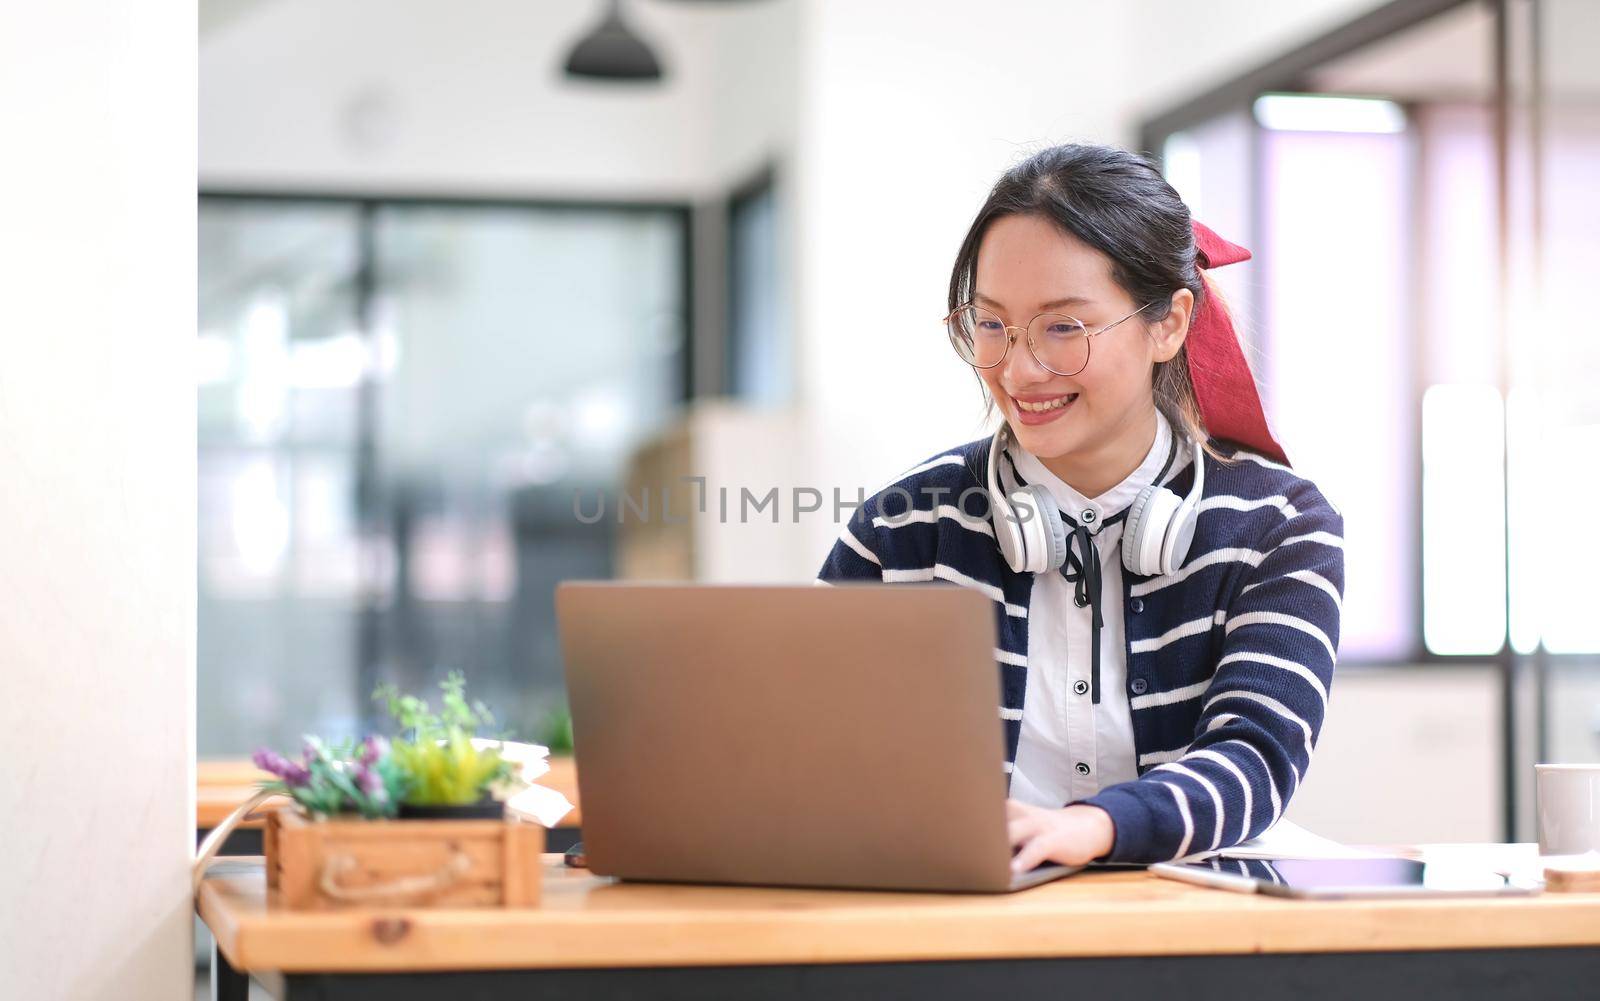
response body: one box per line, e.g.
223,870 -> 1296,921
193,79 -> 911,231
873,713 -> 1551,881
1152,856 -> 1537,899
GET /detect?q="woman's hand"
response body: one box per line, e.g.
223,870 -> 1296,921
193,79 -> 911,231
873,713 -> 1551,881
1006,800 -> 1116,873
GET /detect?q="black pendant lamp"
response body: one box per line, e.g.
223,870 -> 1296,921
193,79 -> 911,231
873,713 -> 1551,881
563,0 -> 663,82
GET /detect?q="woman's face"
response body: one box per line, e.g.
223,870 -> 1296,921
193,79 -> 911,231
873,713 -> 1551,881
971,213 -> 1189,480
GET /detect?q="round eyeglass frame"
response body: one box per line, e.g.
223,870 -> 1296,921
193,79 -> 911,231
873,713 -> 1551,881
942,301 -> 1158,377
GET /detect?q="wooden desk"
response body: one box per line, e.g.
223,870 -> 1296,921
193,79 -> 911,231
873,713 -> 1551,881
198,854 -> 1600,1001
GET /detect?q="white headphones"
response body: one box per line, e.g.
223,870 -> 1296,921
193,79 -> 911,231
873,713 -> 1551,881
985,423 -> 1206,577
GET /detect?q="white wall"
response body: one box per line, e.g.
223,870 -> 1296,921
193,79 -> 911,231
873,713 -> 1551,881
0,4 -> 195,999
1286,666 -> 1504,844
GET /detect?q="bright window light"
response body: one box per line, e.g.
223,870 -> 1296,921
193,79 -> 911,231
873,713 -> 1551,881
289,332 -> 369,389
237,294 -> 289,441
1510,384 -> 1600,654
231,459 -> 290,579
1506,387 -> 1543,654
1254,94 -> 1407,134
1262,126 -> 1412,661
1422,384 -> 1507,655
1162,131 -> 1204,213
1542,421 -> 1600,653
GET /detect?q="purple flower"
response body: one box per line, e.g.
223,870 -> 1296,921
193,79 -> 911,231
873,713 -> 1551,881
253,747 -> 310,787
359,735 -> 388,766
356,763 -> 387,800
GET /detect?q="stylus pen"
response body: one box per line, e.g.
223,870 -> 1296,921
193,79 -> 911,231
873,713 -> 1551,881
1150,863 -> 1260,895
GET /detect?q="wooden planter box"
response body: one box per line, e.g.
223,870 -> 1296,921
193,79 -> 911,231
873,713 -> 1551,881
264,807 -> 544,909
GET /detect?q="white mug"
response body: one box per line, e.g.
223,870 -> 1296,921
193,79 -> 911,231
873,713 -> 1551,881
1535,763 -> 1600,857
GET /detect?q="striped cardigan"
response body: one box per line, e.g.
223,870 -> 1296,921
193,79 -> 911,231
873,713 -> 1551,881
816,435 -> 1345,864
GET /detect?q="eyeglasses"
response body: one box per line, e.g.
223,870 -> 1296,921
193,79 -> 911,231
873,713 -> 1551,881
943,301 -> 1158,377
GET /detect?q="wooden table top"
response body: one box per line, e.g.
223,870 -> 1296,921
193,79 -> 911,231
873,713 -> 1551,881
198,853 -> 1600,974
196,757 -> 581,830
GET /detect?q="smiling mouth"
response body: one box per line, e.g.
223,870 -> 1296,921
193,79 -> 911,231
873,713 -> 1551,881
1014,393 -> 1079,413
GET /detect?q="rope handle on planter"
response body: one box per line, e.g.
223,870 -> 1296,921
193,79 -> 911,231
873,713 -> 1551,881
318,848 -> 473,903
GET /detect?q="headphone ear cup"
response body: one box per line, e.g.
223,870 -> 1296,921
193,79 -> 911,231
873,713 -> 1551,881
1161,511 -> 1199,574
1011,484 -> 1063,573
1159,441 -> 1206,575
1123,486 -> 1180,576
1121,485 -> 1156,575
1032,487 -> 1067,572
991,493 -> 1027,571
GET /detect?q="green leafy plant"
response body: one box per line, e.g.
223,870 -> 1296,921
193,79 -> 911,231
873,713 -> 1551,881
536,704 -> 574,756
253,736 -> 409,819
375,671 -> 516,806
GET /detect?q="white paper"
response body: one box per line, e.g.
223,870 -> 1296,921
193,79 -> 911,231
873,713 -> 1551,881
1418,842 -> 1546,885
468,738 -> 573,827
505,783 -> 576,828
472,737 -> 552,783
1190,819 -> 1379,861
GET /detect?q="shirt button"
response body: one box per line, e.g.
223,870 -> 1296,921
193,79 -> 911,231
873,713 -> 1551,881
1075,762 -> 1091,776
1131,678 -> 1149,695
1081,509 -> 1097,524
1130,597 -> 1145,614
1073,679 -> 1089,696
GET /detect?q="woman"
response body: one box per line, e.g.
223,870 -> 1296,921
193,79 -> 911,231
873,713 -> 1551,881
817,143 -> 1344,870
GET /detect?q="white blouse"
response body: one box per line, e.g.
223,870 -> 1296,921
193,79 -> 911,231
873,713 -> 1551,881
1005,409 -> 1192,808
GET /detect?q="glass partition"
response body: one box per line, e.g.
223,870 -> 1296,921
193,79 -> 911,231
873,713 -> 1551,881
1524,0 -> 1600,766
197,196 -> 688,755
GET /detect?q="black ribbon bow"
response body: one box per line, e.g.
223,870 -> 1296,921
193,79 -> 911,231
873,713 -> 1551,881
1059,517 -> 1107,703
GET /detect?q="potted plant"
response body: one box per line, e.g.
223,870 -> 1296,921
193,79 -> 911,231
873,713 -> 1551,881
191,673 -> 553,909
375,672 -> 515,819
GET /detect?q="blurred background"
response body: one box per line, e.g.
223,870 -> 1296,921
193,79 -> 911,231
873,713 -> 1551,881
198,0 -> 1599,845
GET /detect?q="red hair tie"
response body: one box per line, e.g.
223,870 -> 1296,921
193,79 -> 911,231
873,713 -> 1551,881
1185,219 -> 1290,467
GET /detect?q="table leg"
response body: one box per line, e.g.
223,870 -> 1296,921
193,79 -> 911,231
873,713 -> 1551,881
211,940 -> 250,1001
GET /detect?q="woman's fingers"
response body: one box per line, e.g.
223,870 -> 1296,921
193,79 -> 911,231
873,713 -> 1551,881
1007,816 -> 1041,846
1010,832 -> 1054,873
1008,800 -> 1110,871
1008,803 -> 1116,872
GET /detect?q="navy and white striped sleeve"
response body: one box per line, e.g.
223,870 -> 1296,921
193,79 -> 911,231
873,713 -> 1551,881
816,495 -> 886,582
1083,489 -> 1345,863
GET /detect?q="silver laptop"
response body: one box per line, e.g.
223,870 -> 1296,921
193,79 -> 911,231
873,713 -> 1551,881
555,582 -> 1075,893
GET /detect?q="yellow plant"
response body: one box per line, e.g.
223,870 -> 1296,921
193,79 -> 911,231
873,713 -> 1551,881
375,672 -> 514,807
